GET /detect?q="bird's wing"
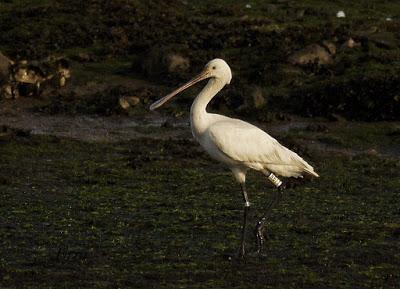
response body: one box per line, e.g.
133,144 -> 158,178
207,119 -> 319,178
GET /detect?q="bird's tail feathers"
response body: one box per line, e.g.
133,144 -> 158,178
290,153 -> 319,178
303,166 -> 319,178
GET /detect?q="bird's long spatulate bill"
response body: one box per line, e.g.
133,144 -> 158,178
150,71 -> 209,111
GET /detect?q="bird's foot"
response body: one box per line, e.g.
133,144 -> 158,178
255,221 -> 267,255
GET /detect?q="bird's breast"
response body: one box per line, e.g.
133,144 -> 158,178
189,111 -> 208,141
190,113 -> 241,168
193,129 -> 240,168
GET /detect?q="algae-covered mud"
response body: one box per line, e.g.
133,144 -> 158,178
0,0 -> 400,288
0,123 -> 399,288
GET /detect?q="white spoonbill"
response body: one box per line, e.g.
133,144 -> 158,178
150,58 -> 319,257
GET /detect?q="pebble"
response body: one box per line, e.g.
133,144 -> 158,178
336,11 -> 345,18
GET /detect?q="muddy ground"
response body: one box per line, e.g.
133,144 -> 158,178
0,119 -> 399,288
0,0 -> 400,288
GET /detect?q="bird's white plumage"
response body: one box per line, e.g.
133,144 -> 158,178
151,58 -> 319,184
206,117 -> 318,178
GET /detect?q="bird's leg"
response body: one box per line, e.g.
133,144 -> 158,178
239,182 -> 250,258
255,173 -> 285,255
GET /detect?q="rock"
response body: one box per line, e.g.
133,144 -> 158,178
59,76 -> 67,87
164,54 -> 190,74
4,57 -> 71,98
364,148 -> 378,156
322,40 -> 336,55
353,27 -> 378,38
352,29 -> 398,48
0,52 -> 13,80
288,44 -> 333,66
11,62 -> 46,85
341,38 -> 360,49
57,59 -> 71,87
237,86 -> 266,112
78,52 -> 91,61
336,11 -> 345,18
76,52 -> 94,62
366,32 -> 398,49
141,48 -> 190,78
1,83 -> 14,99
128,96 -> 140,106
119,96 -> 140,110
119,97 -> 130,110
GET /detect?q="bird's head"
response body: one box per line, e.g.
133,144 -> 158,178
150,58 -> 232,111
203,58 -> 232,85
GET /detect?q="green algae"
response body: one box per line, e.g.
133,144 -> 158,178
0,123 -> 399,288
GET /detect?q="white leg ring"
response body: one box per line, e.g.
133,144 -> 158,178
268,173 -> 283,188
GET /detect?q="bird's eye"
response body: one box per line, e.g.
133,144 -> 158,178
212,66 -> 216,70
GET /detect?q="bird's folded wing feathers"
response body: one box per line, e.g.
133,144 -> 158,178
207,120 -> 319,178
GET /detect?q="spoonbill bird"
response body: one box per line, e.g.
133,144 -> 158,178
150,59 -> 319,257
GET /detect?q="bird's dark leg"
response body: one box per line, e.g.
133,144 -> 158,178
255,173 -> 285,255
239,182 -> 250,258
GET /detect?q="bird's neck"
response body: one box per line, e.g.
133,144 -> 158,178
190,78 -> 225,136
